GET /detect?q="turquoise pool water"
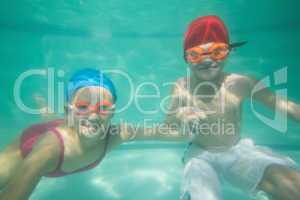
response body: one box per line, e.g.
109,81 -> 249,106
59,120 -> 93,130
0,0 -> 300,199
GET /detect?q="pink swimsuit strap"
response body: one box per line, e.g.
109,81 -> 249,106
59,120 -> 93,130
46,126 -> 111,177
20,120 -> 111,178
45,127 -> 65,177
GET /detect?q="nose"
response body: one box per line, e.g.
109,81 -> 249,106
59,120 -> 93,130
201,57 -> 213,64
88,113 -> 100,122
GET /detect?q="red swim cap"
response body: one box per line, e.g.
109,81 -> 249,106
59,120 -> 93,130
184,16 -> 229,51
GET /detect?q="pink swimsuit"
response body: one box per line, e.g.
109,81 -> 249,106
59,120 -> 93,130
20,119 -> 109,177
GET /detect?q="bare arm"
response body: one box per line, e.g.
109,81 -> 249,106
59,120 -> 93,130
164,80 -> 185,125
119,123 -> 191,142
112,79 -> 200,144
0,132 -> 60,200
244,75 -> 300,122
164,78 -> 207,128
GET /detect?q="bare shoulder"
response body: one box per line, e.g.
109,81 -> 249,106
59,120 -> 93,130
224,73 -> 257,98
225,73 -> 256,84
171,77 -> 189,95
23,130 -> 62,173
34,131 -> 62,159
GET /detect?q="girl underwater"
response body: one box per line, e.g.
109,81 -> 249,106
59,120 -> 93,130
0,68 -> 188,200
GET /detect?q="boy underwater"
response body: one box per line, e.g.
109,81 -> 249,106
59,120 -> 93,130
165,16 -> 300,200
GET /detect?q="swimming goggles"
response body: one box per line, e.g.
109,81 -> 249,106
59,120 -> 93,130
185,41 -> 247,64
69,100 -> 115,115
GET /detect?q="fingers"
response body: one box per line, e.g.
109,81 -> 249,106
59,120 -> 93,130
176,107 -> 207,123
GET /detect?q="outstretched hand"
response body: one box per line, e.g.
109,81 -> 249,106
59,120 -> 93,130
176,106 -> 207,125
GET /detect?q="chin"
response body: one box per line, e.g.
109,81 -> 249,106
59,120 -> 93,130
190,61 -> 224,81
75,118 -> 103,137
194,69 -> 222,81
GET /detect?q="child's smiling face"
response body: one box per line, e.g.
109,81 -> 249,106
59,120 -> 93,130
186,42 -> 227,81
69,86 -> 115,138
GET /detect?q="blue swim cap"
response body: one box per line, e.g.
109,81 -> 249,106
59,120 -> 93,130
66,68 -> 117,103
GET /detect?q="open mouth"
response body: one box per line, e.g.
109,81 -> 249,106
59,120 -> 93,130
196,64 -> 219,70
79,120 -> 100,136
